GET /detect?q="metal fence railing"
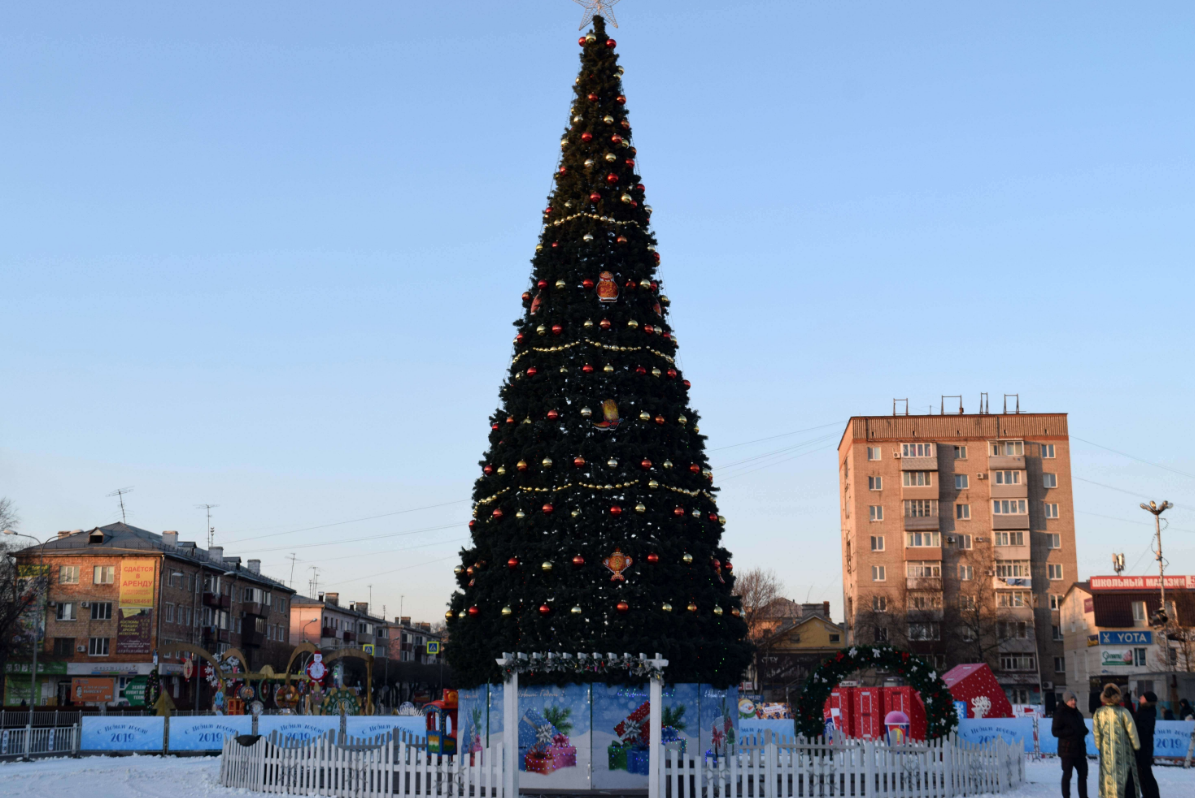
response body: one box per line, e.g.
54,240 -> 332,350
0,724 -> 80,759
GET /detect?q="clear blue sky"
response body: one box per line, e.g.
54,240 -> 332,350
3,1 -> 1194,625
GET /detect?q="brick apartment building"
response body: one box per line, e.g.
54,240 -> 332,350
10,523 -> 295,707
838,410 -> 1079,708
289,592 -> 390,658
388,617 -> 441,664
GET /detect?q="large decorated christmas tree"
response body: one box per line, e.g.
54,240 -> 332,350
446,14 -> 750,688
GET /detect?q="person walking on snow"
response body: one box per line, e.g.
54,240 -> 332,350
1052,691 -> 1090,798
1092,683 -> 1140,798
1133,692 -> 1159,798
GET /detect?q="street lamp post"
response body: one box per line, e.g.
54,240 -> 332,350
3,530 -> 53,743
1139,501 -> 1173,627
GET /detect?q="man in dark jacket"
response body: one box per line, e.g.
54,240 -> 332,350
1135,692 -> 1159,798
1052,691 -> 1089,798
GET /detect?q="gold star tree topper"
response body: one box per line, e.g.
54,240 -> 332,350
572,0 -> 620,30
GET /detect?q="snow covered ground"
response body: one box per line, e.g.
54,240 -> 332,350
0,754 -> 1192,798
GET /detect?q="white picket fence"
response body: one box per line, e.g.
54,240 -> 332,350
663,734 -> 1024,798
220,730 -> 505,798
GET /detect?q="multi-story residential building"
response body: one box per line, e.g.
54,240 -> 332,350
387,617 -> 442,664
289,593 -> 390,657
10,523 -> 295,707
1061,576 -> 1195,715
838,410 -> 1079,709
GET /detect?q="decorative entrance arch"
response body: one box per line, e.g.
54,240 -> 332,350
795,645 -> 958,739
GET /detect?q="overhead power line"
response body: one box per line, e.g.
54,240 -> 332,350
221,499 -> 470,546
1072,435 -> 1195,481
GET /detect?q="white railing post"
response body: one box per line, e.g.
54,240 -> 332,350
648,670 -> 665,798
496,655 -> 519,798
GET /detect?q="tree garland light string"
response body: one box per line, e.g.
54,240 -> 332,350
498,651 -> 666,681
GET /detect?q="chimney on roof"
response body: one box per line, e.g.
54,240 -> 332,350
318,593 -> 325,602
824,601 -> 831,620
58,531 -> 72,539
247,559 -> 260,574
162,531 -> 179,547
353,601 -> 369,613
209,546 -> 224,563
419,622 -> 431,632
325,592 -> 339,606
400,616 -> 411,626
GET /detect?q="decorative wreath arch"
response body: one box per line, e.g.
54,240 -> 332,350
796,645 -> 958,740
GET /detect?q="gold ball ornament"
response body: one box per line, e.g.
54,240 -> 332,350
713,606 -> 724,616
605,153 -> 617,163
517,460 -> 528,470
501,606 -> 512,616
497,465 -> 506,475
571,509 -> 581,518
542,457 -> 553,468
621,194 -> 633,204
556,279 -> 566,289
583,233 -> 594,242
560,138 -> 568,149
607,458 -> 618,468
541,561 -> 553,572
583,319 -> 594,329
687,602 -> 698,613
515,510 -> 526,519
522,417 -> 532,424
718,516 -> 727,525
627,319 -> 639,329
584,159 -> 595,169
660,295 -> 670,305
731,608 -> 741,617
585,33 -> 596,43
661,602 -> 673,612
651,368 -> 661,377
571,605 -> 583,615
559,366 -> 569,373
648,480 -> 659,489
445,609 -> 454,619
691,509 -> 701,518
572,115 -> 583,124
603,115 -> 614,124
536,244 -> 544,252
454,566 -> 464,575
581,407 -> 593,418
635,503 -> 646,513
663,460 -> 673,469
640,279 -> 651,289
678,415 -> 687,425
536,325 -> 546,335
639,411 -> 650,421
682,552 -> 694,564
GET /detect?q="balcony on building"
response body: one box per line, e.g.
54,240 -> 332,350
906,576 -> 943,591
900,457 -> 938,472
993,513 -> 1030,530
203,591 -> 221,608
243,601 -> 264,617
989,454 -> 1026,470
343,630 -> 356,644
242,628 -> 264,648
903,514 -> 939,532
992,575 -> 1033,591
990,480 -> 1028,499
993,542 -> 1032,561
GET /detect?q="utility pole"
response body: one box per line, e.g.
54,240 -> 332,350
108,487 -> 134,523
287,553 -> 298,589
195,504 -> 219,548
1139,501 -> 1173,625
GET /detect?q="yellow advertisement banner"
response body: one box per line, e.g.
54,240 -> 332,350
119,559 -> 157,609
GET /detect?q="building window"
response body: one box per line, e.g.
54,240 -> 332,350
870,535 -> 885,551
904,500 -> 938,518
1133,648 -> 1147,667
998,591 -> 1029,608
908,594 -> 942,611
1049,594 -> 1063,611
901,443 -> 935,458
1048,564 -> 1064,581
56,603 -> 76,621
998,621 -> 1033,639
994,470 -> 1022,485
955,503 -> 971,520
959,595 -> 976,610
828,633 -> 841,643
993,499 -> 1028,515
88,637 -> 110,657
868,476 -> 882,491
959,565 -> 973,580
867,447 -> 881,461
1000,654 -> 1035,671
869,506 -> 883,522
53,637 -> 75,657
908,622 -> 940,641
1043,473 -> 1057,488
876,627 -> 889,642
1044,503 -> 1059,519
906,531 -> 941,547
907,561 -> 941,578
1132,601 -> 1146,622
1052,624 -> 1063,641
1041,444 -> 1055,459
278,599 -> 286,613
872,595 -> 888,612
996,561 -> 1031,579
1047,533 -> 1061,549
872,565 -> 886,582
1054,656 -> 1065,672
59,566 -> 80,584
165,603 -> 175,623
995,531 -> 1025,546
902,471 -> 933,487
992,441 -> 1024,456
954,474 -> 969,489
91,602 -> 112,621
93,566 -> 115,585
956,534 -> 972,549
954,445 -> 967,459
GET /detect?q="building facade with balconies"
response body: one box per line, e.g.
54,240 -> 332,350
289,593 -> 390,659
838,410 -> 1078,709
9,523 -> 295,707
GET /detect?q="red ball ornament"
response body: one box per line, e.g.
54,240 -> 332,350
606,39 -> 616,48
551,324 -> 563,336
635,366 -> 646,375
666,369 -> 677,379
637,184 -> 645,192
644,325 -> 654,334
526,366 -> 537,376
673,507 -> 685,517
578,36 -> 587,46
581,132 -> 593,142
662,331 -> 671,340
493,508 -> 504,518
624,279 -> 636,289
572,554 -> 585,567
573,456 -> 586,467
640,458 -> 652,469
537,279 -> 548,289
599,319 -> 612,330
515,333 -> 525,344
587,93 -> 599,102
724,561 -> 733,572
522,292 -> 531,303
683,380 -> 692,388
610,505 -> 622,517
616,601 -> 629,614
689,464 -> 701,474
469,519 -> 477,529
507,557 -> 519,569
709,513 -> 719,522
650,281 -> 658,290
559,166 -> 567,174
625,158 -> 634,167
506,416 -> 515,424
582,363 -> 595,373
654,415 -> 666,425
539,604 -> 551,616
712,558 -> 721,569
611,134 -> 623,145
647,552 -> 660,564
653,252 -> 661,262
582,278 -> 595,289
589,192 -> 602,203
616,95 -> 627,104
606,173 -> 619,184
468,606 -> 480,617
547,409 -> 560,420
491,423 -> 499,430
616,236 -> 627,244
551,242 -> 559,248
484,464 -> 494,475
544,207 -> 553,215
542,503 -> 554,514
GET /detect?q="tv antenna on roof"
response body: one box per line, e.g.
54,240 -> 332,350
107,487 -> 134,523
195,504 -> 219,548
1112,552 -> 1125,575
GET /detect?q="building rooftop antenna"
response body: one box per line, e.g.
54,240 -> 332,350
195,504 -> 219,549
107,487 -> 134,523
